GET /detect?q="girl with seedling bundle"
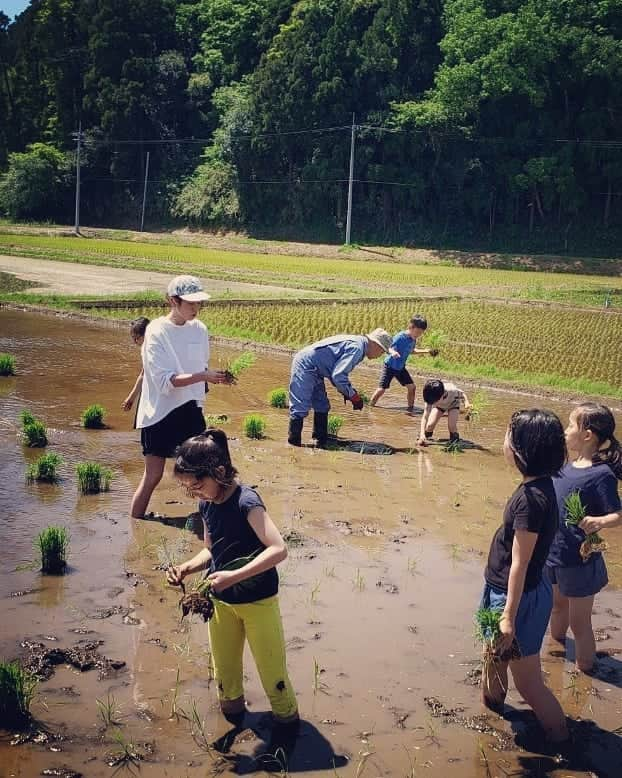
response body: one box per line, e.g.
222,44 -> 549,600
479,409 -> 568,743
166,429 -> 298,728
547,403 -> 622,673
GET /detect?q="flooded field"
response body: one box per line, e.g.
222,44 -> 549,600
1,308 -> 621,778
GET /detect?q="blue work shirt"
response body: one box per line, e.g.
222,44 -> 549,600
385,331 -> 416,371
548,463 -> 620,568
296,334 -> 367,398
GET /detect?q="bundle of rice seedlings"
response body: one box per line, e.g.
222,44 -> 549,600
268,388 -> 288,409
76,462 -> 113,494
564,491 -> 608,560
0,353 -> 16,376
327,415 -> 344,436
475,607 -> 520,698
225,352 -> 256,382
20,409 -> 48,448
26,452 -> 64,483
466,390 -> 489,423
243,414 -> 266,439
81,403 -> 106,429
35,525 -> 69,574
423,329 -> 448,352
0,661 -> 37,729
179,554 -> 261,622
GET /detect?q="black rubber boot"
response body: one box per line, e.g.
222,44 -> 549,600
287,417 -> 303,446
312,412 -> 329,448
424,429 -> 434,440
449,431 -> 460,442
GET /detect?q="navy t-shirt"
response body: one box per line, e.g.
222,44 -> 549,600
200,484 -> 278,604
548,463 -> 620,568
485,477 -> 558,592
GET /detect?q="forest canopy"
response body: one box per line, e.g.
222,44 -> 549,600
1,0 -> 622,252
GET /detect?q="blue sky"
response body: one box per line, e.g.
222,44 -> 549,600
1,1 -> 29,20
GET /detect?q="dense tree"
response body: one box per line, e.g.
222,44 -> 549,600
0,142 -> 72,219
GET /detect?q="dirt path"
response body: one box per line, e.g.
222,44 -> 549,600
0,255 -> 320,298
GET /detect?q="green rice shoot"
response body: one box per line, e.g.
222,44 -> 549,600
34,525 -> 69,574
0,353 -> 16,376
20,410 -> 48,448
423,329 -> 448,352
19,409 -> 36,427
0,661 -> 37,729
243,414 -> 266,439
268,388 -> 288,408
564,490 -> 607,558
327,415 -> 345,436
76,461 -> 113,494
466,390 -> 489,423
26,452 -> 64,483
227,351 -> 256,378
475,607 -> 502,646
81,403 -> 106,429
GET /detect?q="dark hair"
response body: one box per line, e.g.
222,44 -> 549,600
507,409 -> 566,477
410,315 -> 428,331
574,402 -> 622,480
423,379 -> 444,404
130,317 -> 150,338
174,428 -> 238,487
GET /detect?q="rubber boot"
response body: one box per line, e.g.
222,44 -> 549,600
287,417 -> 303,446
449,431 -> 460,443
312,412 -> 329,448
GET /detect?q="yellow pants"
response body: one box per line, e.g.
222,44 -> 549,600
208,594 -> 298,722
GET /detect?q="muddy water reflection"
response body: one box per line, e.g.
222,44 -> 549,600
1,309 -> 621,777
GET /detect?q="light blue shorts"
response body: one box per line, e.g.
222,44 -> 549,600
480,575 -> 553,658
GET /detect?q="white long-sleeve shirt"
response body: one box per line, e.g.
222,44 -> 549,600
136,316 -> 210,429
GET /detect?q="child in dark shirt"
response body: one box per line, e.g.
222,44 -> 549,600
547,403 -> 622,673
166,429 -> 298,726
481,409 -> 568,742
122,317 -> 150,413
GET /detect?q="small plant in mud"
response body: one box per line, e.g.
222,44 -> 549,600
441,438 -> 465,454
81,403 -> 106,429
20,409 -> 48,448
564,491 -> 608,560
26,452 -> 63,483
226,351 -> 256,381
268,388 -> 288,408
327,415 -> 344,436
243,414 -> 266,439
35,525 -> 69,574
106,729 -> 144,769
97,692 -> 123,728
76,461 -> 113,494
0,353 -> 16,376
352,567 -> 365,591
0,660 -> 37,729
466,390 -> 489,423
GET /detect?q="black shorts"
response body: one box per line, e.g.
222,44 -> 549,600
379,364 -> 414,389
140,400 -> 206,458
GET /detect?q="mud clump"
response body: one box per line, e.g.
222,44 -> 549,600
41,769 -> 83,777
180,592 -> 214,622
21,640 -> 126,681
424,696 -> 514,751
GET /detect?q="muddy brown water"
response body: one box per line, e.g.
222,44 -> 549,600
1,309 -> 621,778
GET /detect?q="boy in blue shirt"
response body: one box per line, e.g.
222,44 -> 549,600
370,316 -> 437,411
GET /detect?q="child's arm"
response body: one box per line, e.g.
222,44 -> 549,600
166,547 -> 212,586
122,369 -> 144,411
207,507 -> 287,592
580,511 -> 622,534
498,529 -> 537,652
418,405 -> 431,445
413,348 -> 439,356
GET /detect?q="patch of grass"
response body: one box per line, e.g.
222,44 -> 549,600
76,461 -> 113,494
0,661 -> 37,729
26,452 -> 63,483
327,415 -> 344,436
243,414 -> 266,439
20,410 -> 48,447
0,353 -> 16,376
268,388 -> 288,408
81,403 -> 106,429
34,525 -> 69,574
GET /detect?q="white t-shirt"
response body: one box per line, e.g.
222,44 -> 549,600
136,316 -> 210,429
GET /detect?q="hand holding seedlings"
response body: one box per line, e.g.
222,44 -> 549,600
206,569 -> 239,593
166,565 -> 186,595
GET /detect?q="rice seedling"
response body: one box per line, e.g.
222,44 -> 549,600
327,414 -> 344,436
466,390 -> 489,423
34,525 -> 69,574
312,657 -> 328,695
107,729 -> 143,769
441,438 -> 465,454
96,692 -> 123,728
310,579 -> 321,604
564,491 -> 608,559
475,607 -> 520,702
186,697 -> 212,752
423,329 -> 448,352
80,403 -> 106,429
20,410 -> 48,448
352,568 -> 365,591
0,660 -> 37,729
169,667 -> 182,721
76,461 -> 113,494
226,351 -> 256,380
25,452 -> 63,483
0,353 -> 16,376
268,388 -> 288,408
243,413 -> 266,439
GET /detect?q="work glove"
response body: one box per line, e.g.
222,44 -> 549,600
349,392 -> 364,411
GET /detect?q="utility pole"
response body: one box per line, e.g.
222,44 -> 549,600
140,151 -> 150,232
72,122 -> 83,235
345,113 -> 356,245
